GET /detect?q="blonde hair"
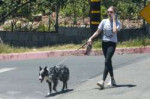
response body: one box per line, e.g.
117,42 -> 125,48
108,6 -> 117,13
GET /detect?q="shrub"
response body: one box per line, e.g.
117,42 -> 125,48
3,25 -> 11,31
37,22 -> 49,32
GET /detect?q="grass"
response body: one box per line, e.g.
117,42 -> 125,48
0,44 -> 31,54
118,37 -> 150,48
0,44 -> 82,54
0,37 -> 150,54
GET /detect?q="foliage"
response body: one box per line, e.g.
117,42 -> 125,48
37,22 -> 49,32
101,0 -> 145,19
101,5 -> 107,19
0,0 -> 147,20
3,25 -> 11,31
59,0 -> 90,25
0,0 -> 147,31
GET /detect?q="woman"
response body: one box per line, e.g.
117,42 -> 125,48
87,6 -> 122,89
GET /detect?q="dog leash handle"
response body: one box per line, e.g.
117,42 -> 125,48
84,43 -> 92,55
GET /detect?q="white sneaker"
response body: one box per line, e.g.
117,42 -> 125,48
97,81 -> 104,90
107,79 -> 116,87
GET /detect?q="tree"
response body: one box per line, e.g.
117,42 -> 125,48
101,0 -> 144,19
0,0 -> 37,23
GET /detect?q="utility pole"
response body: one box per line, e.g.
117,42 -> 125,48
90,0 -> 101,33
55,3 -> 59,32
143,0 -> 147,28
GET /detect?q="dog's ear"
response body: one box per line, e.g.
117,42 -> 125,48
39,66 -> 42,71
44,66 -> 47,71
54,66 -> 57,69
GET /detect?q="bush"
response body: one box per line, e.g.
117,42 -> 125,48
37,22 -> 49,32
3,25 -> 11,31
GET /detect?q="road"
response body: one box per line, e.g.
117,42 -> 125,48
0,53 -> 150,99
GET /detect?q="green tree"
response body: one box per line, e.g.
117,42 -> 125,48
101,0 -> 144,19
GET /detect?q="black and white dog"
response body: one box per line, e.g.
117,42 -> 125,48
39,64 -> 69,95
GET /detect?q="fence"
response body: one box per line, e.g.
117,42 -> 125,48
0,27 -> 149,47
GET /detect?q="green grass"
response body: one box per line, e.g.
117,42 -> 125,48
0,37 -> 150,54
118,37 -> 150,48
0,44 -> 30,54
0,44 -> 82,54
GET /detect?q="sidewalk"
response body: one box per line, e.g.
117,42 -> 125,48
56,57 -> 150,99
0,46 -> 150,61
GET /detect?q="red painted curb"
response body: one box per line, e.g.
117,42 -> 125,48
0,46 -> 150,61
116,46 -> 150,54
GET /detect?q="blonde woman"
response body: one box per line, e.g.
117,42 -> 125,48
87,6 -> 122,89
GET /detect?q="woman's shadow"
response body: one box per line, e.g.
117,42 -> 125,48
95,83 -> 137,90
114,84 -> 137,88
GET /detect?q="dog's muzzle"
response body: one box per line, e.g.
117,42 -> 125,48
39,76 -> 44,83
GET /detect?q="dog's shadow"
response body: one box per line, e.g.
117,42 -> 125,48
45,89 -> 74,97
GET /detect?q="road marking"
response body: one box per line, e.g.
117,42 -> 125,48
0,68 -> 16,73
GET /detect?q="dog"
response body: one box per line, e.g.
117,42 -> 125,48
39,64 -> 69,95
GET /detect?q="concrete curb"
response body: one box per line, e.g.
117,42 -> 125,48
0,46 -> 150,61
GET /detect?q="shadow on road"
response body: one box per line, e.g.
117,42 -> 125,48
115,84 -> 137,88
95,84 -> 137,90
45,89 -> 74,97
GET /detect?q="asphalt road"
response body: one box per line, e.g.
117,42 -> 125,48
0,53 -> 150,99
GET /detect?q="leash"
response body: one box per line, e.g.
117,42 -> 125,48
55,42 -> 88,66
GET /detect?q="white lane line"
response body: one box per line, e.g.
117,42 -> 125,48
0,68 -> 16,73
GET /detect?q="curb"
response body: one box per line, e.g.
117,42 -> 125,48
0,46 -> 150,61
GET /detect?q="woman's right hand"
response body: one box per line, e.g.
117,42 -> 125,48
87,38 -> 92,45
86,29 -> 100,45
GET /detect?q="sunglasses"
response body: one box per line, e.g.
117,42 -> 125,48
107,11 -> 113,13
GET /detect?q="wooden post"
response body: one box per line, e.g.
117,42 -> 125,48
143,0 -> 147,28
90,0 -> 101,33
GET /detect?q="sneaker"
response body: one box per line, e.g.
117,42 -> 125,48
97,81 -> 104,90
107,79 -> 116,87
